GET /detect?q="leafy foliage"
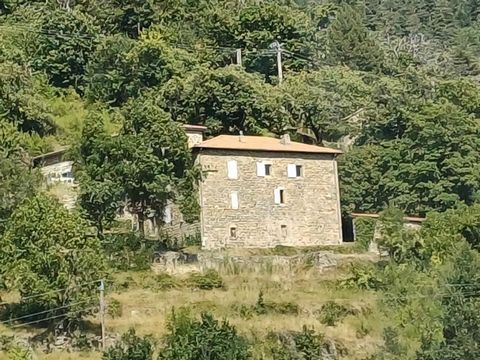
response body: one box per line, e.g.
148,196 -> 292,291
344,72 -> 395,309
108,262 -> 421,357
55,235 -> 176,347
159,310 -> 249,360
0,194 -> 106,326
103,328 -> 153,360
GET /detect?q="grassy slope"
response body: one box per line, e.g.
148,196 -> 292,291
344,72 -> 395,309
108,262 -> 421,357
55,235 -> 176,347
0,256 -> 385,359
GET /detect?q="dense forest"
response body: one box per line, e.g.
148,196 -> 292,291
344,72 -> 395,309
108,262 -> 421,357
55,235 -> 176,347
1,0 -> 480,359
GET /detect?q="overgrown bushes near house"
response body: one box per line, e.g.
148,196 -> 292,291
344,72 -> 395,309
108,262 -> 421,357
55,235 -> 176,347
354,217 -> 377,251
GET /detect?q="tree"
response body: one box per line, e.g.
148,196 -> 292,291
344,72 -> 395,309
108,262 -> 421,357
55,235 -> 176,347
114,97 -> 199,235
77,110 -> 122,237
0,194 -> 106,329
32,8 -> 99,91
0,62 -> 55,135
0,121 -> 41,235
281,67 -> 371,144
200,2 -> 318,78
159,65 -> 292,136
86,30 -> 196,106
326,3 -> 384,71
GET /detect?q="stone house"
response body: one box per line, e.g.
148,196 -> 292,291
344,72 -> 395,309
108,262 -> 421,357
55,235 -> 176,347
193,134 -> 343,249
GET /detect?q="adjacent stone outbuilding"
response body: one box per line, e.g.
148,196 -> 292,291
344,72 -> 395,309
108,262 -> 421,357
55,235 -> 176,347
194,134 -> 343,249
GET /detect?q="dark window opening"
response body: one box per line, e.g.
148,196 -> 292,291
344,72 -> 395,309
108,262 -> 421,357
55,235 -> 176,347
296,165 -> 303,177
265,164 -> 271,176
230,226 -> 237,238
279,189 -> 285,204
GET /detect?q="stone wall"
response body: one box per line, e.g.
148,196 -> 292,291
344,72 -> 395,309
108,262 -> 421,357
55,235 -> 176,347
197,150 -> 343,249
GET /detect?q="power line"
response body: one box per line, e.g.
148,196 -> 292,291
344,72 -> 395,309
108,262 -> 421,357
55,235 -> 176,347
0,299 -> 95,325
10,305 -> 98,329
0,279 -> 102,306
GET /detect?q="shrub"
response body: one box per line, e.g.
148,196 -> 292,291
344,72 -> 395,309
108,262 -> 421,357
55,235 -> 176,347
254,291 -> 299,315
264,326 -> 327,360
317,301 -> 353,326
107,299 -> 123,318
339,263 -> 383,290
186,269 -> 224,290
354,217 -> 377,251
141,272 -> 179,291
103,328 -> 153,360
158,310 -> 249,360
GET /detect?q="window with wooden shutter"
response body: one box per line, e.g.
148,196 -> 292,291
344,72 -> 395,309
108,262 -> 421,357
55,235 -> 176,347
230,191 -> 239,209
227,160 -> 238,179
287,163 -> 296,178
274,188 -> 285,204
256,162 -> 265,177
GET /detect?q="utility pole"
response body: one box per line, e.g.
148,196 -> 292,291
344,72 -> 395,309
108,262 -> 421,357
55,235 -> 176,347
99,279 -> 106,350
270,41 -> 283,84
236,49 -> 242,67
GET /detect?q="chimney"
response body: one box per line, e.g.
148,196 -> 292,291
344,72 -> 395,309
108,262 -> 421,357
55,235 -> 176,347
239,131 -> 245,142
280,134 -> 291,145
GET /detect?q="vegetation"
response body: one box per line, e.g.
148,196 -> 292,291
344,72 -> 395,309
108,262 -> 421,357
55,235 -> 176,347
1,0 -> 480,358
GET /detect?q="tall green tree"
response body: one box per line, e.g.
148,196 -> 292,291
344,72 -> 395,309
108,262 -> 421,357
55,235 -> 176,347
0,121 -> 41,235
32,8 -> 99,91
159,65 -> 291,136
326,3 -> 384,71
0,194 -> 106,329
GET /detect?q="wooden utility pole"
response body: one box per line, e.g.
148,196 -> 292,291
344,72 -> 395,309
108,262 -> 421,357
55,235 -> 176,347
276,45 -> 283,84
99,279 -> 106,350
236,49 -> 242,66
270,41 -> 283,84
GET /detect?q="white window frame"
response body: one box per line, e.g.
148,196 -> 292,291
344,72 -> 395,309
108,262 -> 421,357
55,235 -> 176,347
274,187 -> 285,204
256,161 -> 272,177
227,160 -> 238,179
287,163 -> 303,178
230,191 -> 239,209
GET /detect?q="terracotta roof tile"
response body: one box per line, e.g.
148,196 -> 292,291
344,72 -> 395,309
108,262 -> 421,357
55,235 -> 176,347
194,135 -> 342,154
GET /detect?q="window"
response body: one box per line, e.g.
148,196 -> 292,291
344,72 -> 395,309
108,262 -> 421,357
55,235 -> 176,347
227,160 -> 238,179
256,162 -> 272,177
296,165 -> 303,177
230,226 -> 237,238
281,225 -> 287,237
265,164 -> 271,176
274,188 -> 285,204
287,164 -> 303,178
230,191 -> 239,209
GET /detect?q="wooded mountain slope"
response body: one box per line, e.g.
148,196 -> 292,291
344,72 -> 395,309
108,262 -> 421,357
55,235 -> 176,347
1,0 -> 480,217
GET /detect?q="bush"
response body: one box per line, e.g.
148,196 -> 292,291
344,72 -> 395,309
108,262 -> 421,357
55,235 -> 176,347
354,217 -> 377,251
103,328 -> 153,360
107,299 -> 123,318
339,263 -> 383,290
317,301 -> 353,326
186,269 -> 224,290
254,291 -> 299,315
264,326 -> 327,360
141,272 -> 179,291
158,310 -> 249,360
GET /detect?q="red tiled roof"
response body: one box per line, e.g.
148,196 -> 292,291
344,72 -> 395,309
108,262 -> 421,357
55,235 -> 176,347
194,135 -> 342,154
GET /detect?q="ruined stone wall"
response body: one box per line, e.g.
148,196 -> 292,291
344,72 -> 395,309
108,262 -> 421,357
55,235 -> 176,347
197,150 -> 343,249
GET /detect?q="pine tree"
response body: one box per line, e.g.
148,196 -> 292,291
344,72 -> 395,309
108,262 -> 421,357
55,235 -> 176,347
326,4 -> 384,71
